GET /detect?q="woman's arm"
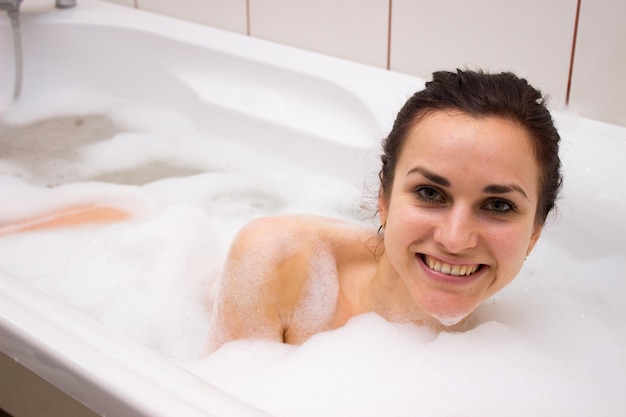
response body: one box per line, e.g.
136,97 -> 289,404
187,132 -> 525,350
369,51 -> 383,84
207,217 -> 295,352
0,204 -> 129,237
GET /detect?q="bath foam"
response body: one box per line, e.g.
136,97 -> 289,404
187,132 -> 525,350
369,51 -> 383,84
0,202 -> 222,359
186,251 -> 626,417
430,309 -> 474,327
0,176 -> 158,223
0,114 -> 119,186
0,89 -> 121,126
290,246 -> 340,337
1,98 -> 625,417
185,244 -> 626,417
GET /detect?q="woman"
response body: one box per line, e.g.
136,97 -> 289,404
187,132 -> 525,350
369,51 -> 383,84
207,69 -> 562,351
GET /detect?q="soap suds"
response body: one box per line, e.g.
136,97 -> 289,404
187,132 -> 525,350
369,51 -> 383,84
1,100 -> 625,417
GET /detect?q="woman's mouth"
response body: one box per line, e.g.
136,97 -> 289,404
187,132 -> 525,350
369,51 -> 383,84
421,254 -> 483,277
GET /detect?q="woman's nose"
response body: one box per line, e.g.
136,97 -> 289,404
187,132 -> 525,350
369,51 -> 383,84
432,206 -> 479,253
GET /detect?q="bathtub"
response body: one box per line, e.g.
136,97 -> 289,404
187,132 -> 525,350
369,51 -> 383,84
1,1 -> 625,417
0,1 -> 418,416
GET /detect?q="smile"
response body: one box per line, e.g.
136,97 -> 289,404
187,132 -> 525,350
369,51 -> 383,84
421,254 -> 482,277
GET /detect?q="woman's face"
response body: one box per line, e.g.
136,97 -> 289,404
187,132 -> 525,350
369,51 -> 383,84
379,110 -> 543,326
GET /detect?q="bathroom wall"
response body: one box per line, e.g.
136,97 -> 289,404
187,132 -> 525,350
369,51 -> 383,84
105,0 -> 626,127
567,0 -> 626,127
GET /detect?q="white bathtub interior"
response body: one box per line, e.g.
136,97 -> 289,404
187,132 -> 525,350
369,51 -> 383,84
1,1 -> 626,417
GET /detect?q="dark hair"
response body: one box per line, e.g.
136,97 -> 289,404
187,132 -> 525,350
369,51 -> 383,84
379,69 -> 562,225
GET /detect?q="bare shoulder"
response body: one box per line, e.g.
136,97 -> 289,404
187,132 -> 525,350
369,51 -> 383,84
231,215 -> 315,251
227,214 -> 376,287
207,214 -> 372,351
230,214 -> 357,255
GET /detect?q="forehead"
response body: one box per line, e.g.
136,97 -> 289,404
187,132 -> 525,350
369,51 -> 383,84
397,110 -> 540,194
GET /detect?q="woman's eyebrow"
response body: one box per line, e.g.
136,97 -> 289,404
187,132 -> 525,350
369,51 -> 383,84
483,184 -> 529,200
407,166 -> 530,201
406,166 -> 450,187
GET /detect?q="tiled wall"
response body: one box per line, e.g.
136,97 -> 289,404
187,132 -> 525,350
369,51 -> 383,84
105,0 -> 626,127
568,0 -> 626,127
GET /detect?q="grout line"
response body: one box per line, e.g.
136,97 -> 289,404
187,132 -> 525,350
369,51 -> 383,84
386,0 -> 392,70
566,0 -> 582,105
246,0 -> 251,36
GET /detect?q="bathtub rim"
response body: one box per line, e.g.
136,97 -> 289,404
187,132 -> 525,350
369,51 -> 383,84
3,0 -> 422,136
0,268 -> 272,417
1,1 -> 625,417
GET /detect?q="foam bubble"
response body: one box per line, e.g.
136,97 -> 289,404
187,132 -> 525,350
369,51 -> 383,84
430,310 -> 473,327
290,248 -> 340,337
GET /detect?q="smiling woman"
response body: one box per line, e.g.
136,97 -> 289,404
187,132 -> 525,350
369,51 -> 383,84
207,69 -> 563,350
379,111 -> 543,327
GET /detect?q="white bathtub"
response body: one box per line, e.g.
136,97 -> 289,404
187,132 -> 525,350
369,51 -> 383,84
1,1 -> 625,416
0,1 -> 418,416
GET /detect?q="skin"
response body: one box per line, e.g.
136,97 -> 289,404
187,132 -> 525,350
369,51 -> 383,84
0,205 -> 129,237
207,110 -> 544,351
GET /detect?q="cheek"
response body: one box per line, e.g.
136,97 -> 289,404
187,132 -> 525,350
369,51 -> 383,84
386,203 -> 433,241
486,224 -> 533,274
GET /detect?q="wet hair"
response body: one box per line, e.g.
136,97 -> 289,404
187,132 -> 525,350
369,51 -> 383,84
379,69 -> 562,225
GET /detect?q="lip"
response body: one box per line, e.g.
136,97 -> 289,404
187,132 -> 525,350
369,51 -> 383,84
416,253 -> 487,286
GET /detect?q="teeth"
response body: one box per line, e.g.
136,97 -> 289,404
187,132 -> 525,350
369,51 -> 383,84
424,255 -> 479,277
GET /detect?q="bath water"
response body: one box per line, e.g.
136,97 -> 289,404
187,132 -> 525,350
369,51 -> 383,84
1,96 -> 625,417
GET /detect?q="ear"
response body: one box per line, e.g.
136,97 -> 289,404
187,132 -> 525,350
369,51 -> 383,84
378,189 -> 389,228
526,224 -> 543,256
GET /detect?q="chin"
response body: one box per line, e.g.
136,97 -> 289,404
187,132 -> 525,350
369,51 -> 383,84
430,309 -> 474,327
421,296 -> 479,328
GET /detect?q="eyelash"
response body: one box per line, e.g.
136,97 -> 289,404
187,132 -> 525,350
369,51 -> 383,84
482,198 -> 518,215
414,186 -> 446,205
413,186 -> 518,215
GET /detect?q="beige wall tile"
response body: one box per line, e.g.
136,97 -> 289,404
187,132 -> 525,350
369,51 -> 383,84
137,0 -> 247,34
249,0 -> 389,68
98,0 -> 626,126
568,0 -> 626,126
390,0 -> 578,108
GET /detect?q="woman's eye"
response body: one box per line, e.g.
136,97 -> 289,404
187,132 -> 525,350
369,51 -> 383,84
415,186 -> 445,204
483,199 -> 515,213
